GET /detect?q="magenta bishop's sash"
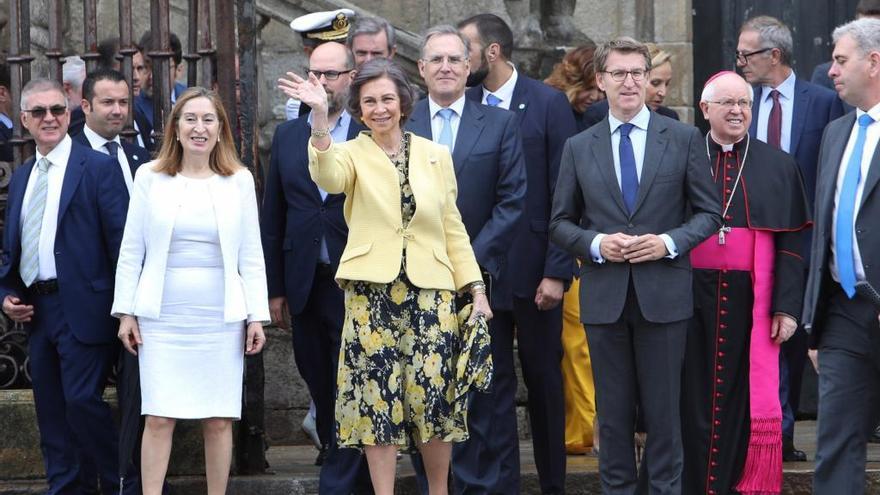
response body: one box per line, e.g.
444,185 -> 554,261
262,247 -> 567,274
691,227 -> 782,495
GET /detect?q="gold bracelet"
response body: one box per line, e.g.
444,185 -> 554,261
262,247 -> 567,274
311,127 -> 330,138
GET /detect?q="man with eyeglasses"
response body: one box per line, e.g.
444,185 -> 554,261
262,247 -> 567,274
265,41 -> 372,494
285,9 -> 355,120
677,70 -> 810,495
458,13 -> 576,494
405,24 -> 526,493
737,15 -> 844,463
0,78 -> 135,494
550,37 -> 720,494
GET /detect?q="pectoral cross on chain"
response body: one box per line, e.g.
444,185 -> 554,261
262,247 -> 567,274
718,226 -> 731,245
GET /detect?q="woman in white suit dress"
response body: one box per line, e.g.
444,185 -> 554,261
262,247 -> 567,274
113,87 -> 269,495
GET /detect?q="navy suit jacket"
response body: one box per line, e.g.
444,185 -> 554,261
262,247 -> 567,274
71,130 -> 150,179
749,78 -> 844,205
261,116 -> 364,315
0,123 -> 12,162
466,74 -> 577,296
407,98 -> 527,308
0,141 -> 129,344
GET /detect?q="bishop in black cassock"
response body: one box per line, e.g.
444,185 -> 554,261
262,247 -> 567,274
681,72 -> 810,495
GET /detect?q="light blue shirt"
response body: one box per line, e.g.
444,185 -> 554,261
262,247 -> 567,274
589,105 -> 677,262
307,110 -> 352,264
428,94 -> 466,151
756,70 -> 796,152
0,113 -> 12,129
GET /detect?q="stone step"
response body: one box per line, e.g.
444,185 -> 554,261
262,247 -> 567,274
4,442 -> 880,495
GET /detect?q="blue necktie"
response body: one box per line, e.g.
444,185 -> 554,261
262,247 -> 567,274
437,108 -> 455,151
486,94 -> 502,107
836,113 -> 874,298
105,140 -> 119,158
618,123 -> 639,214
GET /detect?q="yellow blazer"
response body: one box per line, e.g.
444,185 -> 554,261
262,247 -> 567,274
309,132 -> 481,291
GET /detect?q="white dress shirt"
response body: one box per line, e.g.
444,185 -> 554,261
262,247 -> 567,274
589,105 -> 677,262
756,70 -> 796,152
428,94 -> 466,151
830,102 -> 880,283
83,125 -> 134,192
20,134 -> 73,281
480,63 -> 518,110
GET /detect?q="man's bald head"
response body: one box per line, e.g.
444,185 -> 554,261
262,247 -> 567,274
311,41 -> 355,69
701,71 -> 753,103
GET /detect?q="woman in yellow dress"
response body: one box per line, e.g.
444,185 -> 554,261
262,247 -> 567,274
279,58 -> 492,495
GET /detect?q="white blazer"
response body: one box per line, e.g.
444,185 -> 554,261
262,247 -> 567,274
112,162 -> 270,323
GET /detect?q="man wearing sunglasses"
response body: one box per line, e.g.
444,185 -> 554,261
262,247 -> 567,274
737,15 -> 844,463
0,78 -> 135,494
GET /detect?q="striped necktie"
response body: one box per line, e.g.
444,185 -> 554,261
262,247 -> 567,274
20,157 -> 51,287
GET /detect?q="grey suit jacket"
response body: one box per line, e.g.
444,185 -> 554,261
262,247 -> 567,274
549,112 -> 720,324
803,112 -> 880,332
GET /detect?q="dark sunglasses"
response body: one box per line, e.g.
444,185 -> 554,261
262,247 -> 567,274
22,105 -> 68,119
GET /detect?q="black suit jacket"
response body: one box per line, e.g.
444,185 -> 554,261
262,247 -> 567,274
261,115 -> 364,314
549,112 -> 721,324
803,112 -> 880,333
407,98 -> 527,309
466,74 -> 577,297
68,108 -> 86,137
71,130 -> 150,179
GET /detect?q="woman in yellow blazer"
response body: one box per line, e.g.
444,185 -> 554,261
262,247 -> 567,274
280,59 -> 491,495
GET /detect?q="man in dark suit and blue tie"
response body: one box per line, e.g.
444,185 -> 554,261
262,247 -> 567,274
458,13 -> 577,494
72,68 -> 149,193
263,41 -> 372,494
405,24 -> 527,492
550,37 -> 720,494
737,15 -> 845,461
803,18 -> 880,494
0,78 -> 134,494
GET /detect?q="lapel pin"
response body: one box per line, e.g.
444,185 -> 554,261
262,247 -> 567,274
133,155 -> 139,160
518,103 -> 526,110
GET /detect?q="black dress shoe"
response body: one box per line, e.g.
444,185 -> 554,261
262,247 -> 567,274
869,425 -> 880,444
783,436 -> 807,462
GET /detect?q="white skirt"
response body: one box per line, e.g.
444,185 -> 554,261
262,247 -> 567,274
138,265 -> 245,419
